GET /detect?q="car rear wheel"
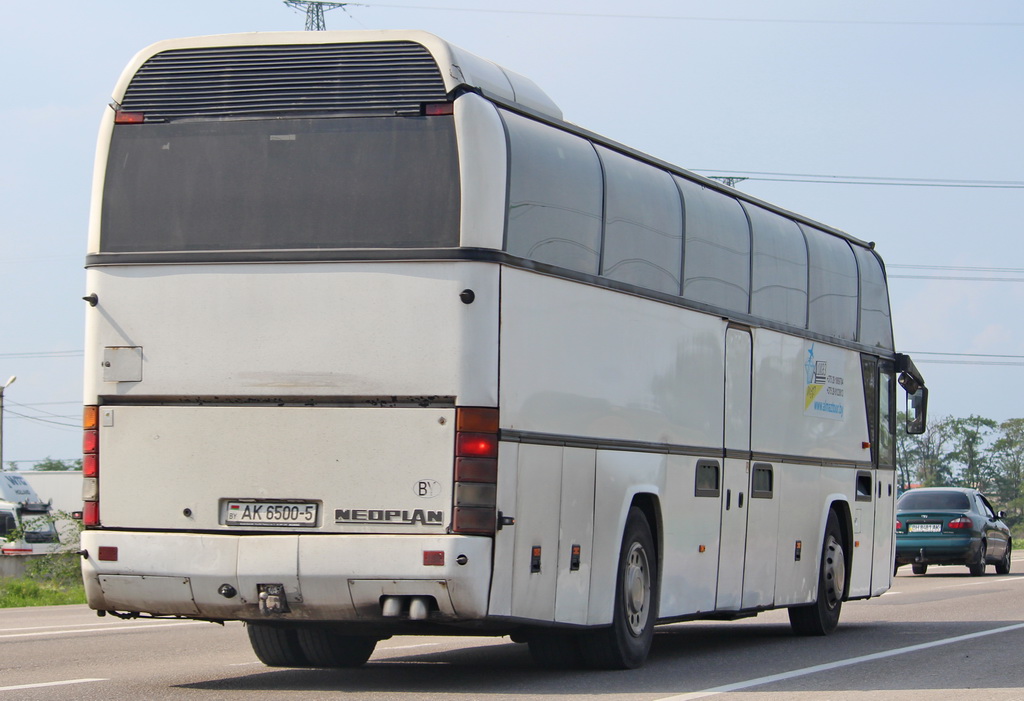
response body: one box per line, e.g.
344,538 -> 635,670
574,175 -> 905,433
969,541 -> 987,576
996,541 -> 1012,575
911,563 -> 928,575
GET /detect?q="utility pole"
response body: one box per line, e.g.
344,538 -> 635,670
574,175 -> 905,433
283,1 -> 350,30
707,176 -> 748,189
0,376 -> 16,471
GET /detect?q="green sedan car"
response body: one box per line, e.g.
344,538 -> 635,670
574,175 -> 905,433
895,487 -> 1011,576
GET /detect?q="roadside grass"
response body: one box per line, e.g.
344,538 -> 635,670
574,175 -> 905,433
0,552 -> 86,608
0,575 -> 86,607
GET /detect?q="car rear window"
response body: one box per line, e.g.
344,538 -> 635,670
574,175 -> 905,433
898,491 -> 971,511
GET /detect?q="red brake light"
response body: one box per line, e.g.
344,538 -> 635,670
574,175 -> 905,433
84,501 -> 100,527
423,102 -> 454,116
114,111 -> 145,124
895,519 -> 902,531
83,429 -> 98,454
83,453 -> 98,478
456,432 -> 498,458
949,516 -> 973,530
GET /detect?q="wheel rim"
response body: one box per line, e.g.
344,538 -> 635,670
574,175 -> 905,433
822,534 -> 845,610
623,542 -> 651,637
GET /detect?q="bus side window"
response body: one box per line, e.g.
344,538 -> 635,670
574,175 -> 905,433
501,110 -> 603,275
676,176 -> 750,313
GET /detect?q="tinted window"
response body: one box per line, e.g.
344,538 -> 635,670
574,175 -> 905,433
598,146 -> 682,294
751,464 -> 774,498
502,111 -> 602,274
101,117 -> 460,252
746,204 -> 808,327
677,177 -> 750,312
878,362 -> 895,468
898,491 -> 971,511
0,511 -> 14,537
804,225 -> 859,340
854,247 -> 894,349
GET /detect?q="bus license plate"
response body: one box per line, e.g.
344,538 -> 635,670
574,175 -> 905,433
225,501 -> 318,527
908,523 -> 941,533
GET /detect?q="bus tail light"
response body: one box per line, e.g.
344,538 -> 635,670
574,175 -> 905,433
949,516 -> 972,530
114,110 -> 145,124
452,408 -> 498,535
83,405 -> 100,527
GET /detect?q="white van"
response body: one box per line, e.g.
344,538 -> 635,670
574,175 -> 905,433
0,473 -> 61,556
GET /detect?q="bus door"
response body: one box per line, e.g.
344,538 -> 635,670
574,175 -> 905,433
717,327 -> 752,611
871,358 -> 897,594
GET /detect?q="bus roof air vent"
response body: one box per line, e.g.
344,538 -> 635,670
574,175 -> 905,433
118,41 -> 449,121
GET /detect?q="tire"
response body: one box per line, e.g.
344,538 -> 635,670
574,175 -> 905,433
246,623 -> 309,667
296,628 -> 377,668
789,510 -> 845,636
996,542 -> 1012,575
912,563 -> 928,575
527,633 -> 585,669
578,507 -> 659,669
969,541 -> 987,576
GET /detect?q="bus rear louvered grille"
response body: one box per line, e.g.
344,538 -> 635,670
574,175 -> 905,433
119,42 -> 448,120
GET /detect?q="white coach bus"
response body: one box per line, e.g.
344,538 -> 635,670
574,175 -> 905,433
81,31 -> 928,670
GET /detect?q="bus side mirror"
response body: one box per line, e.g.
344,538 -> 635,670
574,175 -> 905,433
905,385 -> 928,435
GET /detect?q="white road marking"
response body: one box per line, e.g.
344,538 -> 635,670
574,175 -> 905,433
656,621 -> 1024,701
0,678 -> 106,692
0,620 -> 207,640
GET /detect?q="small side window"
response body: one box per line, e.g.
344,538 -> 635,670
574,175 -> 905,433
695,460 -> 721,497
0,511 -> 16,538
856,470 -> 873,502
751,463 -> 774,499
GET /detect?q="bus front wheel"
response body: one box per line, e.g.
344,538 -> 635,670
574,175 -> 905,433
789,509 -> 845,636
579,507 -> 658,669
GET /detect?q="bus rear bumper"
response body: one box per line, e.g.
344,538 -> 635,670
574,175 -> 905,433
80,531 -> 493,622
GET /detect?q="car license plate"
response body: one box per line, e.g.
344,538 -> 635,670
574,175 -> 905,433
908,523 -> 942,533
225,501 -> 318,527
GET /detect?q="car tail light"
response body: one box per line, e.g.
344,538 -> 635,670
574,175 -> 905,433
949,516 -> 972,530
83,405 -> 100,527
895,519 -> 902,531
452,407 -> 498,535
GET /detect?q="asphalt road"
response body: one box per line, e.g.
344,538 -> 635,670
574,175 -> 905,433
3,558 -> 1023,700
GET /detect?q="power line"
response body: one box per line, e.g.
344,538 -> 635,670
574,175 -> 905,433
360,4 -> 1024,27
0,350 -> 83,359
693,169 -> 1024,189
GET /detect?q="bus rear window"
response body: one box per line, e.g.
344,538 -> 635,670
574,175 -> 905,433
100,117 -> 460,253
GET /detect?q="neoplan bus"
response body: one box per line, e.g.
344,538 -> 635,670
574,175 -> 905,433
81,31 -> 928,670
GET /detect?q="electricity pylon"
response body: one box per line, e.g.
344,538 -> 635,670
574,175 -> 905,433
283,1 -> 349,31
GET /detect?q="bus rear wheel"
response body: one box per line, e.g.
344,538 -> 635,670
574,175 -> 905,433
296,628 -> 377,667
246,623 -> 309,667
579,507 -> 658,669
789,510 -> 845,636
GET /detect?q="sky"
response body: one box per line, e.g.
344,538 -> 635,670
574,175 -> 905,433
1,1 -> 1022,468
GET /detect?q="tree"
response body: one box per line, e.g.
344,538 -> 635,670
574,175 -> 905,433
946,415 -> 997,489
30,457 -> 82,471
989,418 -> 1024,529
896,414 -> 954,488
